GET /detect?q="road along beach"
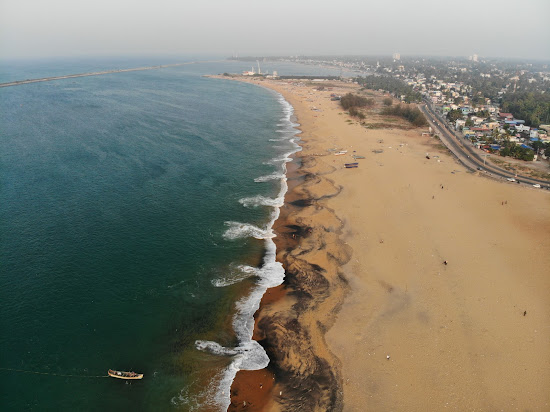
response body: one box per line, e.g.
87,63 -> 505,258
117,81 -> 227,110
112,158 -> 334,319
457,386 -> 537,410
219,76 -> 550,411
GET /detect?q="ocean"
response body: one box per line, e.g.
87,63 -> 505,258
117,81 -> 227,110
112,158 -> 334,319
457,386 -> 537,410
0,57 -> 341,410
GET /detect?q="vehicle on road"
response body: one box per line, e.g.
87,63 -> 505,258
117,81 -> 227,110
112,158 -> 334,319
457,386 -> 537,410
533,184 -> 541,188
507,178 -> 516,182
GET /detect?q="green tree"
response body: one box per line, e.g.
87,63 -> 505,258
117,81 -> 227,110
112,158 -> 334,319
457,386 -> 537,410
531,140 -> 544,153
501,91 -> 550,127
382,104 -> 428,126
348,106 -> 366,119
447,109 -> 463,123
340,93 -> 373,110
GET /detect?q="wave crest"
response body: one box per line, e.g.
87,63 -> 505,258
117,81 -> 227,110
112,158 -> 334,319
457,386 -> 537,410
222,222 -> 273,240
239,195 -> 284,208
211,265 -> 257,287
254,172 -> 285,182
193,91 -> 299,411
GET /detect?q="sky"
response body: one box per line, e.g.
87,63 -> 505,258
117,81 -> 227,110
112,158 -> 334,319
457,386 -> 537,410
1,0 -> 549,60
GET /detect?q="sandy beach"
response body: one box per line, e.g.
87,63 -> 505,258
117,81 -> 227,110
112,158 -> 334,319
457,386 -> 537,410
221,76 -> 550,411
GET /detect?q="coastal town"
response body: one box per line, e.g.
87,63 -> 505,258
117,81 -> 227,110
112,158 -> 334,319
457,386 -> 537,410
3,0 -> 549,409
232,54 -> 550,182
219,69 -> 550,412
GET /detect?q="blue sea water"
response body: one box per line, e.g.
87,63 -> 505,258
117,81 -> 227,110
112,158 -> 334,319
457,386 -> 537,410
0,58 -> 339,410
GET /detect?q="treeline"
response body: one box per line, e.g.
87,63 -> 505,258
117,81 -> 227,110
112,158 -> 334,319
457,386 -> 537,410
340,93 -> 373,110
447,109 -> 463,123
498,141 -> 536,161
382,104 -> 428,127
501,92 -> 550,127
355,75 -> 422,103
340,93 -> 374,119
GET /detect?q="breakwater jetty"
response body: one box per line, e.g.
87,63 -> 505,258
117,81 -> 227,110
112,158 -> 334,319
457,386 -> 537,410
0,61 -> 209,88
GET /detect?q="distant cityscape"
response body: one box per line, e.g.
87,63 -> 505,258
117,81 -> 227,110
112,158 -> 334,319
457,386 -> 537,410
231,54 -> 550,165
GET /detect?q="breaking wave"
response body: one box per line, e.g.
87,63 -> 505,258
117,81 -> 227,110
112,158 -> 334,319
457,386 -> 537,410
211,265 -> 257,287
222,221 -> 274,240
254,172 -> 285,182
194,91 -> 300,411
239,195 -> 284,208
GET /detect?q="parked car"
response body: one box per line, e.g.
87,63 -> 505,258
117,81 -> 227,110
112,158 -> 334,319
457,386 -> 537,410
533,184 -> 541,188
507,177 -> 516,182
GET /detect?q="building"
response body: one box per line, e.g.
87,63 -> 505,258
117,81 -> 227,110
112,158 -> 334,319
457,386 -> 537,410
393,53 -> 400,61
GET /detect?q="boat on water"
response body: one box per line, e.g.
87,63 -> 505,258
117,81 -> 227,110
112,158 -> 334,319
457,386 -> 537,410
108,369 -> 143,380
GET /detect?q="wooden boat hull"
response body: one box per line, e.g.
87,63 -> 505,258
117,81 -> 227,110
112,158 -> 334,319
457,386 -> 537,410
108,369 -> 143,380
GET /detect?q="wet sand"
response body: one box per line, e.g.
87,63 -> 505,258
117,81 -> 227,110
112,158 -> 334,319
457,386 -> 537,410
221,76 -> 550,411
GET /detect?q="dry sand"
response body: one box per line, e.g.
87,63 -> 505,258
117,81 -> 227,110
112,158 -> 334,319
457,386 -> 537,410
221,76 -> 550,411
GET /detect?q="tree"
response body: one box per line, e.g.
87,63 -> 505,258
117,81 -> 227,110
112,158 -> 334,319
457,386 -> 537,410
348,106 -> 366,119
531,140 -> 544,153
501,91 -> 550,127
382,104 -> 428,127
447,109 -> 463,123
340,93 -> 373,110
354,75 -> 422,103
521,149 -> 535,161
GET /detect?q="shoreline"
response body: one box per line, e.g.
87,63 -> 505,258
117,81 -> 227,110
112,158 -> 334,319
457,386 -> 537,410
228,139 -> 352,411
223,76 -> 355,411
218,75 -> 550,411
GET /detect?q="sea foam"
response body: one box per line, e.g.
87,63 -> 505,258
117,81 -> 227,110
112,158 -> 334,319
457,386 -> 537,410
254,172 -> 285,182
239,195 -> 284,208
196,92 -> 300,411
210,264 -> 257,287
222,221 -> 274,240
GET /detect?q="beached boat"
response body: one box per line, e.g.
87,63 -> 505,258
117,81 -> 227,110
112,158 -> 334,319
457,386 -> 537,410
108,369 -> 143,380
352,155 -> 365,159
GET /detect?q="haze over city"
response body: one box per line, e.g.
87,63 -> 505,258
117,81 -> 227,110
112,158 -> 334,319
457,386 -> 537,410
1,0 -> 549,60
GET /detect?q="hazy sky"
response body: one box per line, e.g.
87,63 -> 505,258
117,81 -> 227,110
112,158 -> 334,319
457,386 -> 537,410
1,0 -> 549,60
